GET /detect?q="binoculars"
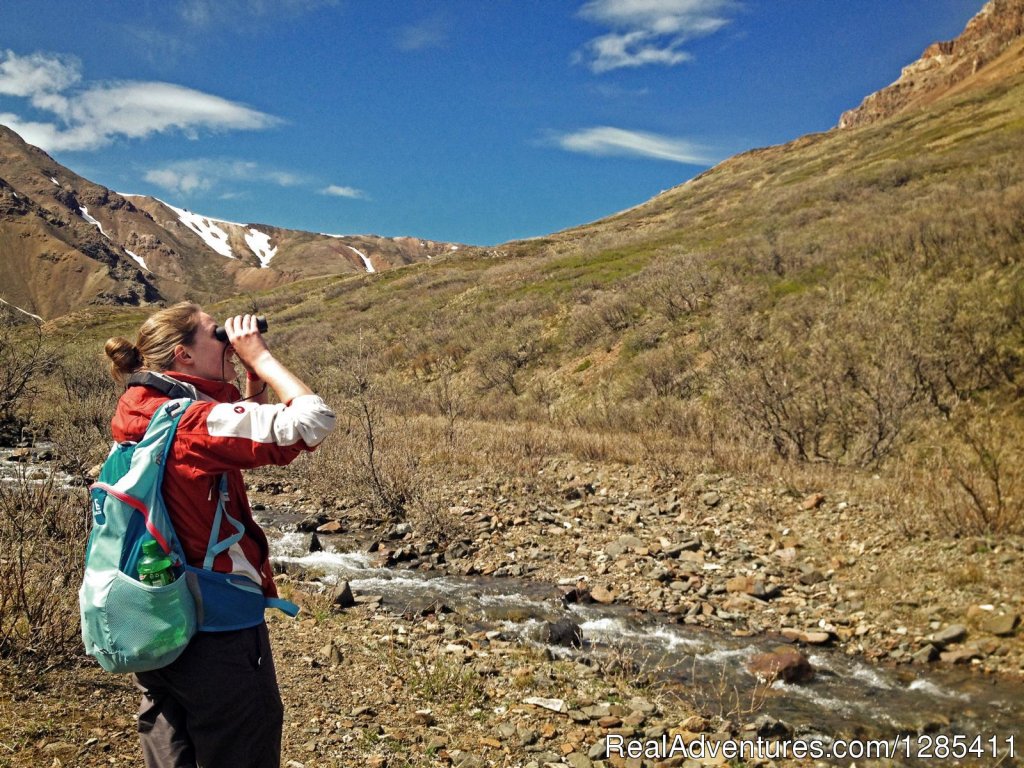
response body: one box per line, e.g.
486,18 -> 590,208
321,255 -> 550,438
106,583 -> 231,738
214,316 -> 268,342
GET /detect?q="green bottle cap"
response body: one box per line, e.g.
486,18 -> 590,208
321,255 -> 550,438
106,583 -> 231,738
138,539 -> 172,575
142,539 -> 164,557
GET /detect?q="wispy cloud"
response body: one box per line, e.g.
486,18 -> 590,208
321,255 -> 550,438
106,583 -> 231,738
575,0 -> 738,73
144,158 -> 306,196
395,18 -> 449,51
320,184 -> 367,200
0,49 -> 280,151
178,0 -> 338,28
553,126 -> 712,165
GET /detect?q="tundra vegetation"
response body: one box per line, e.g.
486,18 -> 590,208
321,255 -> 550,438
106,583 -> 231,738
2,70 -> 1023,667
0,58 -> 1022,768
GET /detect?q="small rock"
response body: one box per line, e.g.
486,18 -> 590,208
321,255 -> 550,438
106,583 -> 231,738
319,640 -> 343,666
523,696 -> 567,713
414,709 -> 435,725
316,520 -> 344,534
912,644 -> 939,664
308,533 -> 323,553
802,493 -> 826,510
679,715 -> 709,732
930,624 -> 968,647
754,715 -> 792,739
565,753 -> 594,768
701,492 -> 721,508
331,581 -> 355,608
940,647 -> 981,664
725,575 -> 777,600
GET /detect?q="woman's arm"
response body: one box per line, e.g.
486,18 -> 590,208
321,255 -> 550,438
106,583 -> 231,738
225,314 -> 313,405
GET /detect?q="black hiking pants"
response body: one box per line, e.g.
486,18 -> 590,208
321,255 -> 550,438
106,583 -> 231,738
134,623 -> 283,768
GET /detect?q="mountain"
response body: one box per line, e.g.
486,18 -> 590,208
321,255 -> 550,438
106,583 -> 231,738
839,0 -> 1024,129
0,125 -> 461,319
110,0 -> 1015,479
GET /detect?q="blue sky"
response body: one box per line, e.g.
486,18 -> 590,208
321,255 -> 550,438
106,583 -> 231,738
0,1 -> 983,246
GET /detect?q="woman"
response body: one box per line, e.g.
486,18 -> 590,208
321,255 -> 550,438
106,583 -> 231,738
104,303 -> 335,768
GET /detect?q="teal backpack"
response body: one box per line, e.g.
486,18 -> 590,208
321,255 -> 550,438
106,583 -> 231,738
79,396 -> 298,674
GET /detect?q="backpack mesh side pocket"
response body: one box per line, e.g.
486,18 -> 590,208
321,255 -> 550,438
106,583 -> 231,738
82,569 -> 196,673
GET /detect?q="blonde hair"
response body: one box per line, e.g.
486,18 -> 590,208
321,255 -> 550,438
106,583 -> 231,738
105,302 -> 202,382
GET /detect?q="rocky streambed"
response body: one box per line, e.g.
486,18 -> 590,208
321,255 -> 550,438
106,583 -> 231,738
2,447 -> 1021,766
269,532 -> 1023,754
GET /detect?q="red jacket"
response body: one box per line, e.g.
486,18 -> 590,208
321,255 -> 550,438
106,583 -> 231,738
110,372 -> 336,597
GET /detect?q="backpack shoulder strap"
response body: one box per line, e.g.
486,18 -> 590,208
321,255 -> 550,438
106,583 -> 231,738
126,372 -> 200,401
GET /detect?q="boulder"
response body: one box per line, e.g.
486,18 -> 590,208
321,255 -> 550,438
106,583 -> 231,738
980,612 -> 1019,637
544,618 -> 584,648
590,585 -> 616,604
296,513 -> 329,532
748,647 -> 814,684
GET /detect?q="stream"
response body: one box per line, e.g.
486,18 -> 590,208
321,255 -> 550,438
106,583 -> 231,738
4,444 -> 1018,761
271,531 -> 1021,759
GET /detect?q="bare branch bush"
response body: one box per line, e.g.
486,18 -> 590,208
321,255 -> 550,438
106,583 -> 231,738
0,468 -> 89,665
0,309 -> 59,431
932,404 -> 1024,535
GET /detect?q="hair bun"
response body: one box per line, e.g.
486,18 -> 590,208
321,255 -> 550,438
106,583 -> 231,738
104,336 -> 143,379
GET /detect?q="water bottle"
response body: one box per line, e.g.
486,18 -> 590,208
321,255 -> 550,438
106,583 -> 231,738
138,539 -> 174,586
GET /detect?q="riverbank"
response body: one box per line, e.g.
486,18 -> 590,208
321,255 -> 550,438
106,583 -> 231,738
264,457 -> 1024,680
1,456 -> 1021,767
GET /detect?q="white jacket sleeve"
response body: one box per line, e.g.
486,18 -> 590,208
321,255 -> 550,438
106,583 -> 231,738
205,394 -> 336,447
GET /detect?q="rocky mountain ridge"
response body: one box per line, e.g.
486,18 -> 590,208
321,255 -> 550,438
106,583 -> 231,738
0,125 -> 462,320
839,0 -> 1024,129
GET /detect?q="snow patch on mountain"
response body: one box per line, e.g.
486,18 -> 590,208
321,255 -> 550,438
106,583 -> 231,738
0,297 -> 43,322
162,200 -> 236,259
245,228 -> 277,268
124,248 -> 149,271
347,245 -> 375,273
79,206 -> 109,239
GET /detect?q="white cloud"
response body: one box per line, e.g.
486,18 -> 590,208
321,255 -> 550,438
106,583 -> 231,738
0,49 -> 81,98
576,0 -> 737,72
0,50 -> 280,152
320,185 -> 366,199
144,158 -> 306,197
554,126 -> 711,165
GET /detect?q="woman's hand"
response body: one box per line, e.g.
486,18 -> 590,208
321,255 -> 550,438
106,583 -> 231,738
224,314 -> 271,373
223,314 -> 313,405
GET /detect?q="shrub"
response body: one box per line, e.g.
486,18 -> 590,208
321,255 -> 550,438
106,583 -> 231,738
0,309 -> 59,428
0,469 -> 89,665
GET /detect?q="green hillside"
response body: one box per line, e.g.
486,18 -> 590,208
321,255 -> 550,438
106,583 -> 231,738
24,59 -> 1021,537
